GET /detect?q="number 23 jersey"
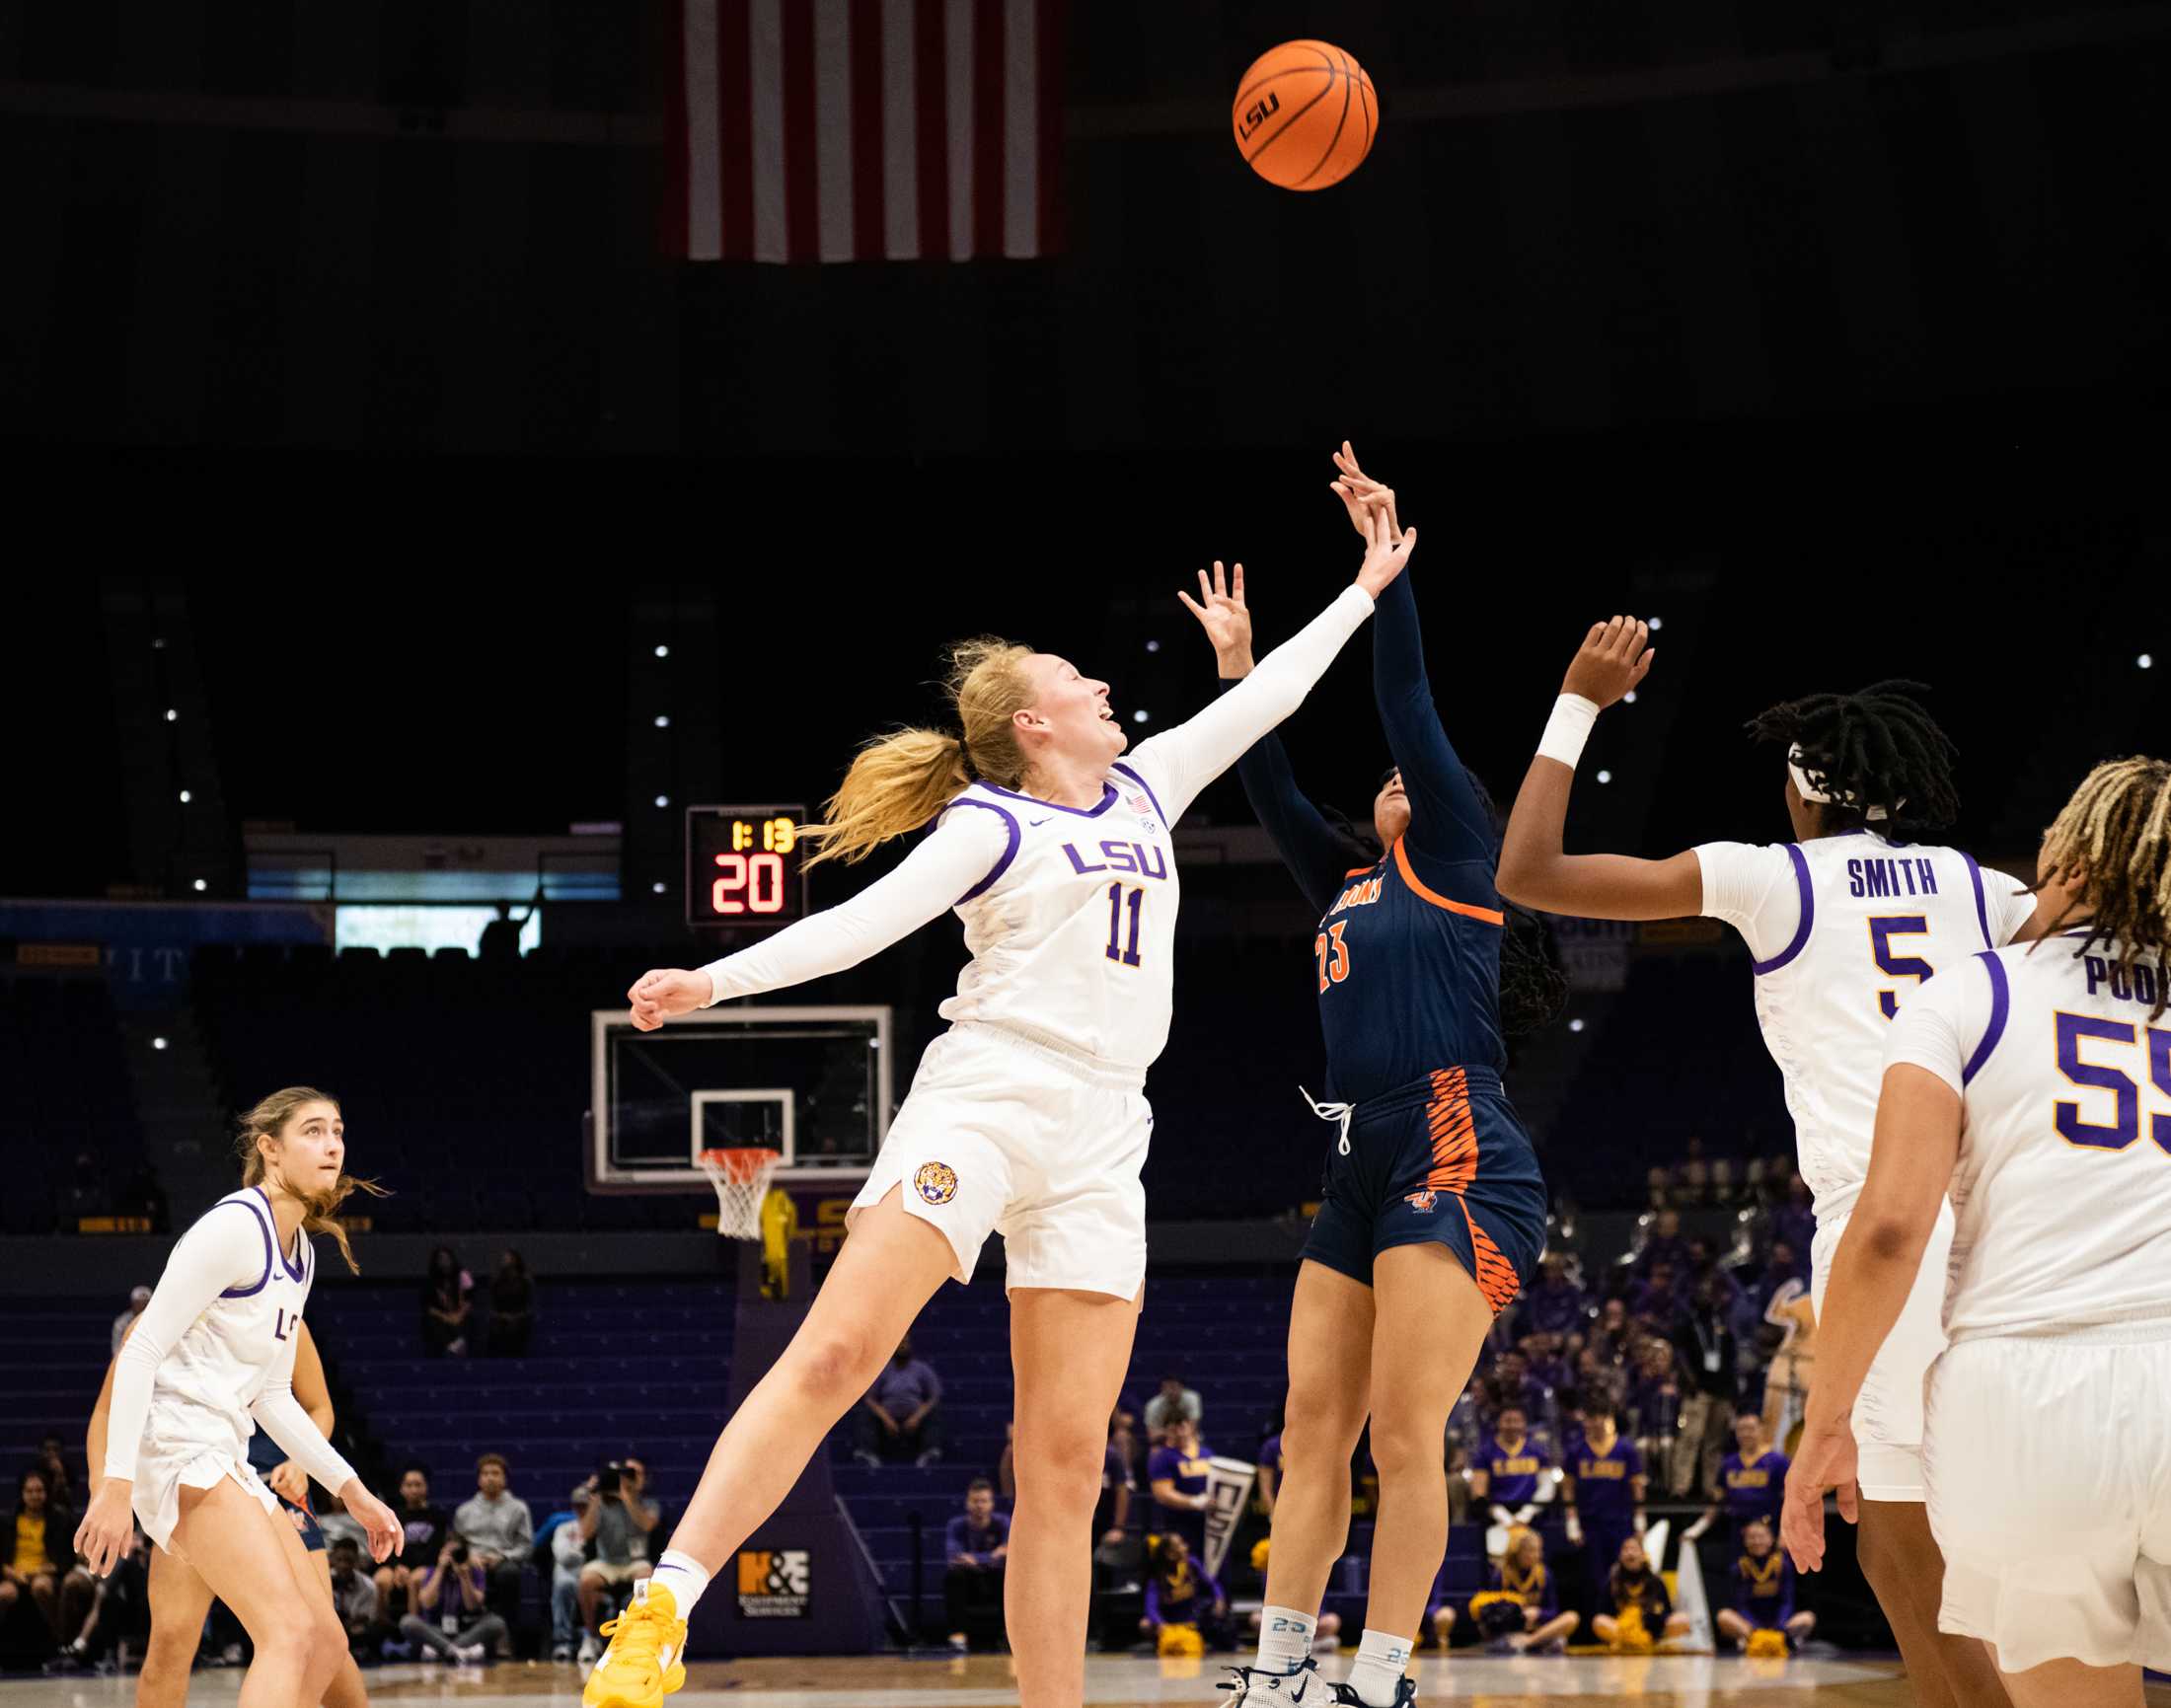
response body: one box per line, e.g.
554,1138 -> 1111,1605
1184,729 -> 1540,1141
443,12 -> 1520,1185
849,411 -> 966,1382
1696,830 -> 2035,1218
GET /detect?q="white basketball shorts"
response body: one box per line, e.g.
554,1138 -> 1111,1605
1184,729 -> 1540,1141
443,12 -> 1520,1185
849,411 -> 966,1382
1924,1324 -> 2171,1674
132,1425 -> 279,1555
1811,1196 -> 1954,1501
850,1021 -> 1151,1299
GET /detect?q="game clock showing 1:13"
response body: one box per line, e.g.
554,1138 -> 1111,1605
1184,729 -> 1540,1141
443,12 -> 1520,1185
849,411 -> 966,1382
686,806 -> 809,928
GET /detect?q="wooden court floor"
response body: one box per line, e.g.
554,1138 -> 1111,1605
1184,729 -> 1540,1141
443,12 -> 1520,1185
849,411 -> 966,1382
14,1653 -> 2171,1706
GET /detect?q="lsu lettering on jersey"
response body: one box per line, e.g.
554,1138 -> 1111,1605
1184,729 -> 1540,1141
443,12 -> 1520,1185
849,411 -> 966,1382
1885,933 -> 2171,1338
1697,830 -> 2036,1218
936,761 -> 1177,1075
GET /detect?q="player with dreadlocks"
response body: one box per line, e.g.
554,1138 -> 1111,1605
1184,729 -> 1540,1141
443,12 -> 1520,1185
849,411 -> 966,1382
1496,627 -> 2043,1708
1785,754 -> 2171,1707
1185,446 -> 1565,1708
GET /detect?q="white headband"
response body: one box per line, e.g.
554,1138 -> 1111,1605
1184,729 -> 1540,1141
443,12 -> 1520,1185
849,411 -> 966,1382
1788,744 -> 1900,823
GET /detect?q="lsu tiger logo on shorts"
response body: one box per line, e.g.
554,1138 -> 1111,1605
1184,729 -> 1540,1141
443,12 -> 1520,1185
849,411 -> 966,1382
1404,1188 -> 1438,1212
914,1161 -> 959,1206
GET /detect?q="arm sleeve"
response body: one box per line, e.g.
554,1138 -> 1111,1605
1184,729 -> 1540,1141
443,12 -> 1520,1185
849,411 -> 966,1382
1881,961 -> 1982,1094
103,1203 -> 265,1482
251,1329 -> 361,1495
1694,842 -> 1803,964
1370,569 -> 1499,873
1219,682 -> 1356,917
701,806 -> 1011,1003
1121,584 -> 1375,826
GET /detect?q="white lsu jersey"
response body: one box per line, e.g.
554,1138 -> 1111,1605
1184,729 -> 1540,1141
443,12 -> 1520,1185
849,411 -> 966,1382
1698,830 -> 2036,1218
1887,933 -> 2171,1339
937,761 -> 1178,1075
144,1186 -> 317,1458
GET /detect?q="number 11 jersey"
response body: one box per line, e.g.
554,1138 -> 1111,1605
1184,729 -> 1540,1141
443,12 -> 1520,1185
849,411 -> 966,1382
1696,829 -> 2036,1221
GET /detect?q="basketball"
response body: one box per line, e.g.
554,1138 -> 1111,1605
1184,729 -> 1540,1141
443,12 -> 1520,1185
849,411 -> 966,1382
1232,39 -> 1377,191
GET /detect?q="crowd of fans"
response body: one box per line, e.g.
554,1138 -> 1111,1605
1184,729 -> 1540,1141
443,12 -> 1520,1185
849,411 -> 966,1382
419,1245 -> 536,1360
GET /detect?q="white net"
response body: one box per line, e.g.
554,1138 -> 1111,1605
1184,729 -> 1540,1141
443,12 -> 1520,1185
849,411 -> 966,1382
699,1148 -> 783,1239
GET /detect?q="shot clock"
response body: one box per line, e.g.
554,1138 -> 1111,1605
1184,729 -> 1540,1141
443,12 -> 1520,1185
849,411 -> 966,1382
685,805 -> 809,928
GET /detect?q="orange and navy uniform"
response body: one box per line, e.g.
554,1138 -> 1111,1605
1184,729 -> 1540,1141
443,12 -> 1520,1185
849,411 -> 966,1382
1228,568 -> 1546,1308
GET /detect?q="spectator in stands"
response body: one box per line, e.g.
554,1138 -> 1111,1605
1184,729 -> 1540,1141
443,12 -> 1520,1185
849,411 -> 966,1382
421,1245 -> 475,1358
110,1287 -> 152,1357
621,1458 -> 664,1562
1637,1208 -> 1691,1277
1095,1430 -> 1135,1546
1670,1273 -> 1743,1498
486,1250 -> 535,1358
1470,1405 -> 1552,1540
1594,1534 -> 1688,1651
1644,1163 -> 1674,1208
1520,1253 -> 1589,1341
1140,1534 -> 1227,1654
53,1525 -> 150,1671
1142,1374 -> 1202,1441
317,1489 -> 370,1555
1588,1296 -> 1633,1365
1676,1140 -> 1710,1205
547,1487 -> 592,1664
1624,1340 -> 1683,1474
575,1461 -> 657,1666
1770,1172 -> 1815,1260
1485,1349 -> 1544,1422
377,1463 -> 451,1625
1564,1399 -> 1646,1614
1518,1331 -> 1573,1401
1146,1417 -> 1214,1562
1716,1518 -> 1813,1652
1752,1238 -> 1809,1316
1708,1155 -> 1737,1203
25,1438 -> 78,1514
1686,1413 -> 1790,1549
1631,1261 -> 1688,1337
326,1536 -> 379,1658
453,1453 -> 532,1649
1470,1527 -> 1578,1655
399,1534 -> 507,1665
943,1478 -> 1010,1653
1107,1404 -> 1142,1480
3,1469 -> 93,1646
853,1334 -> 943,1467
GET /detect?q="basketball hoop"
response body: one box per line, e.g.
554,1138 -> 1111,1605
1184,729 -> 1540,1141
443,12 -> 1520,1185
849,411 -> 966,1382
699,1148 -> 783,1240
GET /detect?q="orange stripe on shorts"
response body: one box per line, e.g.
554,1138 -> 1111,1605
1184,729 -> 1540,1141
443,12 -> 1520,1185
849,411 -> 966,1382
1459,1199 -> 1522,1315
1422,1068 -> 1478,1197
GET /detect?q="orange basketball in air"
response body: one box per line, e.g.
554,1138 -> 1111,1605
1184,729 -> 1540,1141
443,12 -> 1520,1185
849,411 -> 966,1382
1232,39 -> 1377,191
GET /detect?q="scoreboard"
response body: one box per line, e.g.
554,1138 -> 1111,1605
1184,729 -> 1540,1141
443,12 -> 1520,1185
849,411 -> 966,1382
685,805 -> 809,928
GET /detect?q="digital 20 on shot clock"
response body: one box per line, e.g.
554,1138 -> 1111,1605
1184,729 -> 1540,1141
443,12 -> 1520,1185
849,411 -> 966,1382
685,805 -> 809,928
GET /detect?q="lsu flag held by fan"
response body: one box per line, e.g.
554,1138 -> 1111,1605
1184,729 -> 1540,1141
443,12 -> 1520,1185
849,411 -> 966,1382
669,0 -> 1067,262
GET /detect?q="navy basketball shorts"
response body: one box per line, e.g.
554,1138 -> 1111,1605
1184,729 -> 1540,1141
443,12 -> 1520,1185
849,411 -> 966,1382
279,1492 -> 326,1552
1301,1066 -> 1547,1312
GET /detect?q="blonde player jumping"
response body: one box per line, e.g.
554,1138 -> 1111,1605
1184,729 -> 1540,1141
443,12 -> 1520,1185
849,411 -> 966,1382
1786,755 -> 2171,1708
74,1088 -> 401,1708
591,502 -> 1416,1708
1497,625 -> 2040,1708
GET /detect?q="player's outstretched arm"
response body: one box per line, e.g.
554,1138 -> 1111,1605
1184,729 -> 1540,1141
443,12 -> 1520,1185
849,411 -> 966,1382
1180,559 -> 1358,915
1126,502 -> 1410,828
628,805 -> 1012,1028
1496,617 -> 1702,920
1327,444 -> 1494,872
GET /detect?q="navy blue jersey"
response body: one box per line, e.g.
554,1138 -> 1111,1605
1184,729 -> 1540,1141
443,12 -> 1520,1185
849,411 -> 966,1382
1230,570 -> 1506,1103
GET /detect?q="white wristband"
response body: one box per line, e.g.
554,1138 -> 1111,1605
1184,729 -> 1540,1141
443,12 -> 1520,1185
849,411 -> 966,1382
1536,694 -> 1601,770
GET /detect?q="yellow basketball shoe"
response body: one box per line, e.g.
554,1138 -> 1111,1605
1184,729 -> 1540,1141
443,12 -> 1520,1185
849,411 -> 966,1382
582,1582 -> 688,1708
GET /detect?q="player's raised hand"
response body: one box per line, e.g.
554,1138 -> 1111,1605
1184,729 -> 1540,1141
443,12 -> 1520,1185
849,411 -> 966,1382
628,968 -> 712,1031
343,1480 -> 405,1564
1330,440 -> 1401,541
1562,615 -> 1655,708
1353,495 -> 1415,600
1779,1417 -> 1858,1574
74,1480 -> 135,1578
1175,560 -> 1253,673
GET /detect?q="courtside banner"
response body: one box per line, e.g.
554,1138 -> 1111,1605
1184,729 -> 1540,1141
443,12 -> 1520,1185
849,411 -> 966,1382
1202,1457 -> 1257,1581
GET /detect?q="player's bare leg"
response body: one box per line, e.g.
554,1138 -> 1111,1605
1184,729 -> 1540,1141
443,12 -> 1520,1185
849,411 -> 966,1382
1006,1284 -> 1143,1708
305,1548 -> 371,1708
1987,1647 -> 2141,1708
1355,1245 -> 1494,1695
662,1187 -> 954,1564
1858,1499 -> 2010,1708
138,1547 -> 215,1708
168,1480 -> 347,1708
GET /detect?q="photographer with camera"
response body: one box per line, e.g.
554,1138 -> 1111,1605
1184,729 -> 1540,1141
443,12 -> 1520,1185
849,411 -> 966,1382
397,1533 -> 507,1665
574,1460 -> 658,1667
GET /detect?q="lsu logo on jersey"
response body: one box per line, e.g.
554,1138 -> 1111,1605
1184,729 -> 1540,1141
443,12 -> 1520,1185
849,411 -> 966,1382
914,1161 -> 959,1206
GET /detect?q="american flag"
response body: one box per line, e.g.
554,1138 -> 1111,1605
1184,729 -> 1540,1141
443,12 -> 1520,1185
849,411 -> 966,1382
666,0 -> 1066,262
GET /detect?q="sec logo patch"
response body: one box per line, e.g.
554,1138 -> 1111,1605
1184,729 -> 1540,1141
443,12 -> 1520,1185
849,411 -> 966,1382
914,1161 -> 959,1206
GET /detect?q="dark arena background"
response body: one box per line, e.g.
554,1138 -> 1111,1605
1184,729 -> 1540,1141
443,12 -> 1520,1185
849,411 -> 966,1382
3,0 -> 2168,1701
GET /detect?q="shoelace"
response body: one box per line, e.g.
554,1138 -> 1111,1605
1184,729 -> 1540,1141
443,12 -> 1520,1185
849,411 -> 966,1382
596,1600 -> 670,1671
1299,1085 -> 1354,1155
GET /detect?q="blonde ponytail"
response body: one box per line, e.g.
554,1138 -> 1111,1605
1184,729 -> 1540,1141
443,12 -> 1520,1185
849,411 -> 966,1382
235,1086 -> 390,1275
803,637 -> 1037,867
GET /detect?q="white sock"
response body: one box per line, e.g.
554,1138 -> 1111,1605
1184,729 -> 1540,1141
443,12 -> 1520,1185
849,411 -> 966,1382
1253,1604 -> 1315,1674
648,1550 -> 712,1618
1345,1627 -> 1413,1707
